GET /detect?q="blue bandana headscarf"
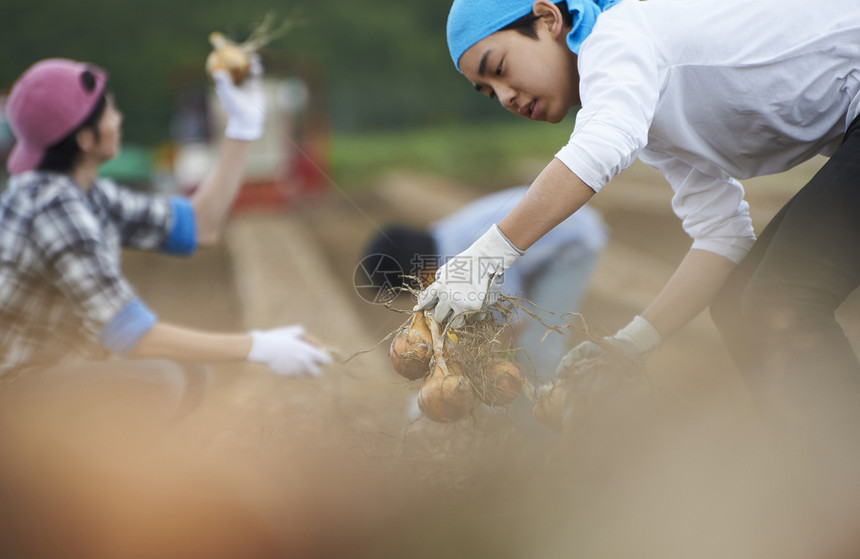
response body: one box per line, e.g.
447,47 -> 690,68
447,0 -> 622,69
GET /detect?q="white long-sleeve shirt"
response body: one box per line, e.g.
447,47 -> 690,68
555,0 -> 860,263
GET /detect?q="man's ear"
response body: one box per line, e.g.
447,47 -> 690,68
532,0 -> 566,37
76,128 -> 96,153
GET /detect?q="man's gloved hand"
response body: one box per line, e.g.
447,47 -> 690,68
415,224 -> 523,328
556,315 -> 661,378
247,325 -> 332,377
213,54 -> 266,141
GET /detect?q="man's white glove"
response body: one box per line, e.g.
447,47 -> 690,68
415,224 -> 523,328
556,315 -> 661,378
213,54 -> 266,141
247,325 -> 332,377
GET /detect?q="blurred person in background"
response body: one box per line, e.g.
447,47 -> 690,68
363,185 -> 608,380
0,58 -> 331,419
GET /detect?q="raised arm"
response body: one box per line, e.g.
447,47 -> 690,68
190,138 -> 252,246
190,57 -> 266,247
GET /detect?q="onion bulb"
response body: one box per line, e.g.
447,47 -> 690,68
478,359 -> 523,407
388,312 -> 433,381
418,360 -> 475,423
206,32 -> 252,85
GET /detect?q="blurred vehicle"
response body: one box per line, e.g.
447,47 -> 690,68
164,53 -> 330,213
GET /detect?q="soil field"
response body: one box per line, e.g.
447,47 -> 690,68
6,157 -> 860,558
119,156 -> 860,559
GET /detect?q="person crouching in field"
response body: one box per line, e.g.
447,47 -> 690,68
416,0 -> 860,480
0,58 -> 331,419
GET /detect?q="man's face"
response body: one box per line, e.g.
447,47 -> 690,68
459,26 -> 580,124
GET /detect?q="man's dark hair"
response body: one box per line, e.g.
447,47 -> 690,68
361,224 -> 438,293
501,1 -> 573,39
38,87 -> 108,174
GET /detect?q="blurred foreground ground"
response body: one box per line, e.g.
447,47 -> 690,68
4,158 -> 860,558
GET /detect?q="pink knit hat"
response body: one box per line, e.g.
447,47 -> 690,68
6,58 -> 107,175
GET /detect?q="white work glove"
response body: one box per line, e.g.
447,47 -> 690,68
556,315 -> 661,378
247,325 -> 332,378
213,54 -> 266,141
415,224 -> 523,328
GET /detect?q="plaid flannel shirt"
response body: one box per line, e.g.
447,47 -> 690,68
0,171 -> 194,375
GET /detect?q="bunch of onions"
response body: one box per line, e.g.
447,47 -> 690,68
388,311 -> 529,423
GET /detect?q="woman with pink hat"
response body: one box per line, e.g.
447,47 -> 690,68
0,58 -> 331,417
